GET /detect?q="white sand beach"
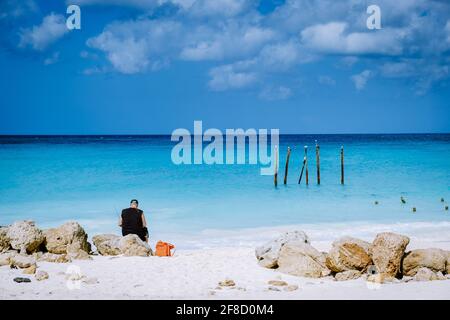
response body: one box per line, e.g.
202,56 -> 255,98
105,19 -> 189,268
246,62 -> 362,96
1,222 -> 450,300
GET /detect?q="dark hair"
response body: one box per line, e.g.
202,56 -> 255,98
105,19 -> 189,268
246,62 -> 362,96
130,199 -> 139,205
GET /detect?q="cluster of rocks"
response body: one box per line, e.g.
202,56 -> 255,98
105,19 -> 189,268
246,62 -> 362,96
0,220 -> 153,281
256,231 -> 450,283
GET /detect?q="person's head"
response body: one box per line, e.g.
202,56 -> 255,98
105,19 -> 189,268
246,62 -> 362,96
130,199 -> 139,209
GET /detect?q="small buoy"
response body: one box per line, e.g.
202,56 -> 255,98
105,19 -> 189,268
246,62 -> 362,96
412,207 -> 417,212
401,196 -> 406,204
441,198 -> 445,203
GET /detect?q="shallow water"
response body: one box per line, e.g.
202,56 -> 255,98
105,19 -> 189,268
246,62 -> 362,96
0,134 -> 449,243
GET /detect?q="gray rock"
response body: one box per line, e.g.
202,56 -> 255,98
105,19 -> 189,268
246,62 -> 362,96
278,241 -> 330,278
92,234 -> 121,256
402,248 -> 447,276
371,232 -> 409,277
255,231 -> 309,268
413,267 -> 443,281
7,221 -> 44,254
43,222 -> 91,256
35,270 -> 49,281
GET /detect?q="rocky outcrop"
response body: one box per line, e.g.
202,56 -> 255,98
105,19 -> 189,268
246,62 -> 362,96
334,270 -> 362,281
326,237 -> 372,273
277,242 -> 330,278
119,234 -> 152,257
10,254 -> 36,269
402,248 -> 447,276
44,222 -> 91,256
0,227 -> 10,252
413,267 -> 446,281
7,221 -> 44,254
38,252 -> 71,263
93,234 -> 152,257
371,232 -> 409,277
255,231 -> 309,268
92,234 -> 121,256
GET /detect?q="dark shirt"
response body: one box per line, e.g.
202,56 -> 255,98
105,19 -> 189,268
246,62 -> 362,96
121,208 -> 145,240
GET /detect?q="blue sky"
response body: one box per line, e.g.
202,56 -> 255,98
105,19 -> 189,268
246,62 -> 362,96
0,0 -> 449,134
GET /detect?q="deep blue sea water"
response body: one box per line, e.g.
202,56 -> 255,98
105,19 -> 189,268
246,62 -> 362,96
0,134 -> 449,245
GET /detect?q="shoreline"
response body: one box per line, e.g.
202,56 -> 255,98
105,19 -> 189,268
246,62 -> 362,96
1,221 -> 450,300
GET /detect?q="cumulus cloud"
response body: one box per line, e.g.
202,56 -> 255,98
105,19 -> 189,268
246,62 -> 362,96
19,13 -> 68,50
44,51 -> 60,65
208,60 -> 257,91
259,86 -> 292,101
301,22 -> 404,56
318,75 -> 336,86
351,70 -> 373,90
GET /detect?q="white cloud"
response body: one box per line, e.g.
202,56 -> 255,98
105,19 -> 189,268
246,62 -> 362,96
318,75 -> 336,86
301,22 -> 404,56
44,51 -> 60,65
351,70 -> 373,90
19,13 -> 68,51
259,86 -> 292,101
446,20 -> 450,44
208,61 -> 257,91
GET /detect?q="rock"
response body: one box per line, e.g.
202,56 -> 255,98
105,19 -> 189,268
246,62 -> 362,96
446,251 -> 450,275
413,267 -> 443,281
326,237 -> 372,273
284,285 -> 299,292
367,273 -> 394,284
13,277 -> 31,283
92,234 -> 121,256
7,221 -> 44,254
371,232 -> 409,277
436,271 -> 446,280
218,279 -> 235,287
402,248 -> 447,276
38,252 -> 71,263
268,286 -> 281,291
0,251 -> 17,266
268,280 -> 288,286
10,254 -> 36,269
119,234 -> 152,256
278,242 -> 330,278
44,222 -> 91,256
82,277 -> 99,285
35,271 -> 49,281
68,250 -> 92,260
22,264 -> 37,275
0,227 -> 10,251
255,231 -> 309,269
334,270 -> 362,281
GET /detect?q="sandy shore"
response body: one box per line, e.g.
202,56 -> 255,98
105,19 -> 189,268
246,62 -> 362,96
1,227 -> 450,300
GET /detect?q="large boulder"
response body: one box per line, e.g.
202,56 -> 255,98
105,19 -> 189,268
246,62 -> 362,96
93,234 -> 152,256
119,234 -> 152,257
0,227 -> 10,252
44,222 -> 91,256
7,221 -> 44,254
371,232 -> 409,277
277,241 -> 330,278
10,254 -> 36,269
413,267 -> 446,281
402,248 -> 447,276
326,237 -> 372,273
255,231 -> 309,268
92,234 -> 121,256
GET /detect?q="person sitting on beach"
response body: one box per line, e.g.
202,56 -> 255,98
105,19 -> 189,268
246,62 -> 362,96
118,199 -> 149,243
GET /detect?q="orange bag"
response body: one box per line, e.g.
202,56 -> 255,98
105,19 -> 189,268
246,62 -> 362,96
155,241 -> 175,257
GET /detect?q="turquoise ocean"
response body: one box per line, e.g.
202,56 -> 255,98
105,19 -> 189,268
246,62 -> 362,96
0,134 -> 449,248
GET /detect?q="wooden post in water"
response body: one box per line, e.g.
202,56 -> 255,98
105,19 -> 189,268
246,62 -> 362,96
305,146 -> 309,185
274,146 -> 278,187
298,156 -> 306,184
284,147 -> 291,185
315,141 -> 320,185
340,146 -> 344,185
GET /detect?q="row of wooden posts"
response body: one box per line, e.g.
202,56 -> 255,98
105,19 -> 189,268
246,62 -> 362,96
274,142 -> 345,187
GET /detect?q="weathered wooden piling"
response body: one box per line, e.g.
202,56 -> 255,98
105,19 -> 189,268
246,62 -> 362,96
340,146 -> 344,185
284,147 -> 291,185
305,146 -> 309,185
274,146 -> 278,187
298,156 -> 306,184
315,141 -> 320,185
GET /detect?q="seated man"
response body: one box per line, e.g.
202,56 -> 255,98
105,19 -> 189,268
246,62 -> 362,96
118,199 -> 148,242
